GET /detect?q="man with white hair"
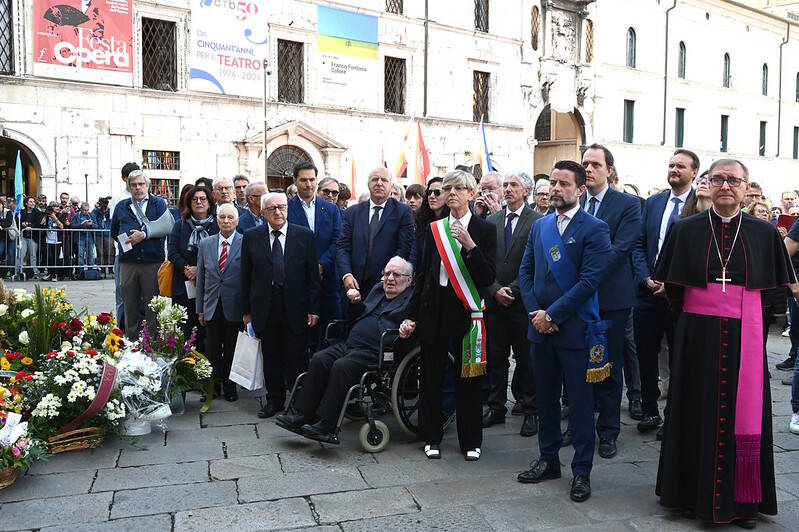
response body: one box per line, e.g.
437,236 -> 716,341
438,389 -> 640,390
237,181 -> 267,233
532,179 -> 550,215
110,169 -> 170,337
241,192 -> 321,418
474,171 -> 503,218
276,256 -> 414,444
213,178 -> 239,211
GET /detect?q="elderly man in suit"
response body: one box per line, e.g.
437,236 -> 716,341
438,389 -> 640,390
336,167 -> 414,303
288,162 -> 343,337
578,144 -> 642,459
197,204 -> 243,402
481,171 -> 542,437
276,256 -> 414,444
517,160 -> 612,503
237,181 -> 267,234
632,149 -> 697,437
242,192 -> 321,418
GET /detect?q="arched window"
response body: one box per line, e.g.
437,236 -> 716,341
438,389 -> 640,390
723,53 -> 731,88
762,64 -> 768,96
677,41 -> 686,79
531,6 -> 539,51
626,27 -> 636,68
585,19 -> 594,63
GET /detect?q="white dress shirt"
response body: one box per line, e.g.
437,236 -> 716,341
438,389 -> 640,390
505,203 -> 525,235
556,204 -> 581,235
440,210 -> 473,286
584,184 -> 609,216
369,199 -> 388,222
301,196 -> 316,232
657,188 -> 692,255
218,232 -> 235,261
268,222 -> 287,251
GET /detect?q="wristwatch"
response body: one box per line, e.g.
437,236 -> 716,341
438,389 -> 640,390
544,313 -> 552,322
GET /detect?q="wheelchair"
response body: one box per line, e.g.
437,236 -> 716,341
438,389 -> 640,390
283,320 -> 456,453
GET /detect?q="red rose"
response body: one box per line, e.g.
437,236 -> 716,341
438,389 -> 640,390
70,319 -> 84,332
87,349 -> 98,356
112,328 -> 124,337
97,313 -> 112,325
59,321 -> 68,330
5,352 -> 16,360
66,350 -> 75,357
46,351 -> 57,359
65,329 -> 72,336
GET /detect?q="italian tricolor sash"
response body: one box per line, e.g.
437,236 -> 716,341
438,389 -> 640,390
430,218 -> 487,378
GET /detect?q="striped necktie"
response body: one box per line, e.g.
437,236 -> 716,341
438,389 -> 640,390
219,240 -> 228,271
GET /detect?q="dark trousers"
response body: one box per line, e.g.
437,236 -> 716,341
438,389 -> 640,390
622,308 -> 641,401
419,336 -> 482,451
789,297 -> 799,357
533,339 -> 595,477
294,342 -> 377,424
260,288 -> 307,408
594,309 -> 629,441
205,302 -> 242,394
485,309 -> 536,415
634,293 -> 674,417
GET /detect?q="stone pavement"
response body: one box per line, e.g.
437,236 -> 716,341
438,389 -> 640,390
0,279 -> 797,531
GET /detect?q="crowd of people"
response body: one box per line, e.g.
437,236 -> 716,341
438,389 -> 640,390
0,192 -> 114,280
103,146 -> 798,528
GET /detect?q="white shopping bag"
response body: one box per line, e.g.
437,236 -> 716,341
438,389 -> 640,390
229,331 -> 264,391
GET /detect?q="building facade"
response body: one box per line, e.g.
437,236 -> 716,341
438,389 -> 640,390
0,0 -> 797,205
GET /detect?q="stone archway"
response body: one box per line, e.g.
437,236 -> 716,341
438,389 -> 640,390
266,145 -> 312,190
532,104 -> 586,176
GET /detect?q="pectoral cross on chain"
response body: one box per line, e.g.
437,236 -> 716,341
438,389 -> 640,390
716,268 -> 732,293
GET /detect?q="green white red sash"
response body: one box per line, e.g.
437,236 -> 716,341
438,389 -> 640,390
430,217 -> 486,378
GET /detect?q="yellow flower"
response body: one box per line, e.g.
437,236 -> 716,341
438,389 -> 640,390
0,330 -> 6,337
20,357 -> 33,366
181,357 -> 196,365
0,357 -> 9,370
8,377 -> 15,384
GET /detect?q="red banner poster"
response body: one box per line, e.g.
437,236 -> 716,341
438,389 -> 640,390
32,0 -> 133,86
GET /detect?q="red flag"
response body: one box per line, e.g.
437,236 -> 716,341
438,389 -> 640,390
413,121 -> 431,185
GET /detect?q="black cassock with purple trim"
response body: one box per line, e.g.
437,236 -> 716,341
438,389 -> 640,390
652,209 -> 795,524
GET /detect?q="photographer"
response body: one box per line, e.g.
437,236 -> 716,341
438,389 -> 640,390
93,197 -> 113,274
42,202 -> 65,281
473,171 -> 503,219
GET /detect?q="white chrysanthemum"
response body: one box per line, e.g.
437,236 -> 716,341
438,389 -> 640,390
0,304 -> 8,316
20,309 -> 34,318
18,331 -> 29,345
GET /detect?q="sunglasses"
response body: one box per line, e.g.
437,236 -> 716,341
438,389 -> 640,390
427,189 -> 442,197
320,189 -> 339,197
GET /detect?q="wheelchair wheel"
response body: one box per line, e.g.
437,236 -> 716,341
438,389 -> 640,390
359,420 -> 390,453
391,347 -> 456,437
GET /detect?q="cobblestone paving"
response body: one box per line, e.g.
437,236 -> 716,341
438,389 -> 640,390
1,280 -> 797,531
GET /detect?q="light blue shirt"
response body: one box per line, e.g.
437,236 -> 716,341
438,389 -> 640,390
584,184 -> 609,216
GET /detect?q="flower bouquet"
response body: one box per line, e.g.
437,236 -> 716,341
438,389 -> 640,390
0,413 -> 46,488
24,349 -> 125,453
142,297 -> 213,413
115,349 -> 173,435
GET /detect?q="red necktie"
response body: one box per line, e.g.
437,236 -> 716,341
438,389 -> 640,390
219,240 -> 228,271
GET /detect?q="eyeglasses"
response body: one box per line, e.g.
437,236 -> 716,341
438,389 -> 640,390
320,189 -> 339,197
535,192 -> 549,197
192,196 -> 208,203
427,189 -> 442,197
265,205 -> 287,213
709,176 -> 745,188
442,185 -> 469,192
382,271 -> 412,279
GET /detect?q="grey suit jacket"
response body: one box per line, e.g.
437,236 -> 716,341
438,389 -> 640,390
480,204 -> 542,313
196,232 -> 243,322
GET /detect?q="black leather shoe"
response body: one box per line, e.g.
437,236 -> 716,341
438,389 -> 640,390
629,399 -> 644,421
570,475 -> 591,502
776,356 -> 796,371
656,425 -> 664,441
520,415 -> 538,437
482,409 -> 505,428
301,420 -> 339,445
734,518 -> 757,529
511,402 -> 524,416
224,391 -> 239,402
637,414 -> 662,433
257,402 -> 280,419
560,428 -> 573,447
517,459 -> 561,483
276,413 -> 316,435
598,438 -> 617,459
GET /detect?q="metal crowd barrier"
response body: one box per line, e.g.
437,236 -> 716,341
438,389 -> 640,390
2,227 -> 116,281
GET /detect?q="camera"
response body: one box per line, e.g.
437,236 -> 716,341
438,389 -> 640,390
97,197 -> 110,210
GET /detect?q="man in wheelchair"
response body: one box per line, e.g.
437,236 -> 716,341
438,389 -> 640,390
276,256 -> 414,443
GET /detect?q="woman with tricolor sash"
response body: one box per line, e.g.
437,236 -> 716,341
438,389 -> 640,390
400,170 -> 496,461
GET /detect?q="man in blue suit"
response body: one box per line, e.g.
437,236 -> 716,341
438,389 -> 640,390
288,162 -> 343,336
336,166 -> 414,301
631,149 -> 697,435
579,144 -> 642,459
517,160 -> 611,503
237,181 -> 267,234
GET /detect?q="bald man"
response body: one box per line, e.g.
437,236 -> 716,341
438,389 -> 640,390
336,167 -> 414,301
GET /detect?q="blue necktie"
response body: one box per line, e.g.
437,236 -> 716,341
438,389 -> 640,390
504,212 -> 516,249
665,197 -> 681,233
587,197 -> 598,217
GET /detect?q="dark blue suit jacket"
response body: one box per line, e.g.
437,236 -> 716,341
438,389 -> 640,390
236,209 -> 263,234
519,209 -> 612,349
336,198 -> 414,287
632,189 -> 693,289
580,187 -> 641,311
288,195 -> 342,296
